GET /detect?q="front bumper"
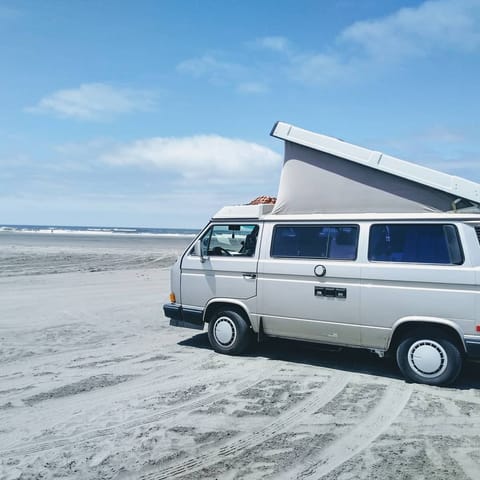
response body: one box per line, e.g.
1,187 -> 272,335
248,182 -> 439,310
163,303 -> 204,330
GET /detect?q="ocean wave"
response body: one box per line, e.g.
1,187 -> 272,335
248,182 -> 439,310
0,224 -> 198,238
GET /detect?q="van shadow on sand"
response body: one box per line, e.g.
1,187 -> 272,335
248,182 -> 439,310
179,333 -> 480,390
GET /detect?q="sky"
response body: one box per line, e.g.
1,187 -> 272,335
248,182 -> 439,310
1,0 -> 479,228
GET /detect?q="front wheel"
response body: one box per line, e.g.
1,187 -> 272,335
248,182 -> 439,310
396,331 -> 462,386
208,309 -> 253,355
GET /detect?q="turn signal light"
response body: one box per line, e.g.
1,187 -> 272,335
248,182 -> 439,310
169,292 -> 176,303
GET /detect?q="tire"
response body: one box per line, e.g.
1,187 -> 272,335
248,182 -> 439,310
396,330 -> 463,386
208,309 -> 253,355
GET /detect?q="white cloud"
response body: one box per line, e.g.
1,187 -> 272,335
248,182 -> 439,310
177,54 -> 269,94
293,0 -> 480,84
54,138 -> 114,157
291,53 -> 358,85
236,82 -> 269,94
102,134 -> 281,180
176,55 -> 245,84
341,0 -> 480,60
367,126 -> 480,181
253,36 -> 291,53
1,135 -> 281,228
180,1 -> 480,88
0,153 -> 32,168
28,83 -> 158,120
412,127 -> 467,144
377,126 -> 469,152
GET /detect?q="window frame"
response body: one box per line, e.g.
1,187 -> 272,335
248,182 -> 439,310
367,222 -> 465,265
270,223 -> 360,261
191,223 -> 260,257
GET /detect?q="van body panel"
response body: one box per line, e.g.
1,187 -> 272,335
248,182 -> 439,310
361,261 -> 477,350
257,317 -> 363,347
180,256 -> 258,308
361,265 -> 477,318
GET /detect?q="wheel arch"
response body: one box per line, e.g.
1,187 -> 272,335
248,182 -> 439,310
388,317 -> 466,354
203,299 -> 253,328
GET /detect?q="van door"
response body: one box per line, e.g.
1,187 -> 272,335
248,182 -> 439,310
180,224 -> 260,315
257,223 -> 362,346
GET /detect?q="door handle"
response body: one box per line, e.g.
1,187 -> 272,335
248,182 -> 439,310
243,273 -> 257,279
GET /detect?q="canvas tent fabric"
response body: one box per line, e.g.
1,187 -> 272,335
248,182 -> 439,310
272,142 -> 460,214
270,123 -> 479,215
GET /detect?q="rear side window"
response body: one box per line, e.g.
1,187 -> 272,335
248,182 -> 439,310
368,224 -> 463,264
271,225 -> 359,260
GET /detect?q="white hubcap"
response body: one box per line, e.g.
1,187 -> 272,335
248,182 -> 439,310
214,316 -> 236,346
408,340 -> 448,378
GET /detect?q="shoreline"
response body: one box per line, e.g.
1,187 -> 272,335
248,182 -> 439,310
0,228 -> 197,238
0,230 -> 196,238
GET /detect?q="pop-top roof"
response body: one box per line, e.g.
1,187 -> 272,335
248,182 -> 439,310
269,121 -> 480,215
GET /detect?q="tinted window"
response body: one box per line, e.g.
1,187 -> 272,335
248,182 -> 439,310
271,225 -> 359,260
368,224 -> 463,264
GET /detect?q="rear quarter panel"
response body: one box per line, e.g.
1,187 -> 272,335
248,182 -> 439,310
360,222 -> 479,349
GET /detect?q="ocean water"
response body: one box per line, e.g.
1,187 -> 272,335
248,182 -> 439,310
0,225 -> 197,277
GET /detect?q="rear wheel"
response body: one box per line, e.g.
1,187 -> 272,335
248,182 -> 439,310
208,309 -> 253,355
396,330 -> 462,386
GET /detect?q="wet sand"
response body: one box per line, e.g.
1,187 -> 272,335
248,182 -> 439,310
1,240 -> 480,479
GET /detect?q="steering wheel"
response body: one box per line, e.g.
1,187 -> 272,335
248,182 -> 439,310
212,246 -> 232,256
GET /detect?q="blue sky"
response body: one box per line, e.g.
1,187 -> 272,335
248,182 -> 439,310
1,0 -> 479,228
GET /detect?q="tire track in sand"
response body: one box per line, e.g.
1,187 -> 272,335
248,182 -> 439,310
0,367 -> 268,458
140,372 -> 351,480
448,448 -> 480,480
295,381 -> 413,479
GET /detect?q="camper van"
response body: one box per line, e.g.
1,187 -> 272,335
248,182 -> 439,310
164,122 -> 480,386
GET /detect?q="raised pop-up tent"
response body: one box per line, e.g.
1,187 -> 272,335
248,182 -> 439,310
270,122 -> 480,215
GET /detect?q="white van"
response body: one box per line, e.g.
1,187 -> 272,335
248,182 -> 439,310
164,123 -> 480,386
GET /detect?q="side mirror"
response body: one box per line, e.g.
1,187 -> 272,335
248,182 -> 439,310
194,240 -> 206,263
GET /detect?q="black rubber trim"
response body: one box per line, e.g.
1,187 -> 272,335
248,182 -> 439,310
182,307 -> 204,325
163,303 -> 183,321
465,339 -> 480,359
169,318 -> 204,330
163,304 -> 204,331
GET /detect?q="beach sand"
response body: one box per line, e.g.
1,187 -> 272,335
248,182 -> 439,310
1,237 -> 480,479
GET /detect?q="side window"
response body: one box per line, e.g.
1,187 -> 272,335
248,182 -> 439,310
271,225 -> 359,260
194,224 -> 259,257
368,224 -> 464,264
